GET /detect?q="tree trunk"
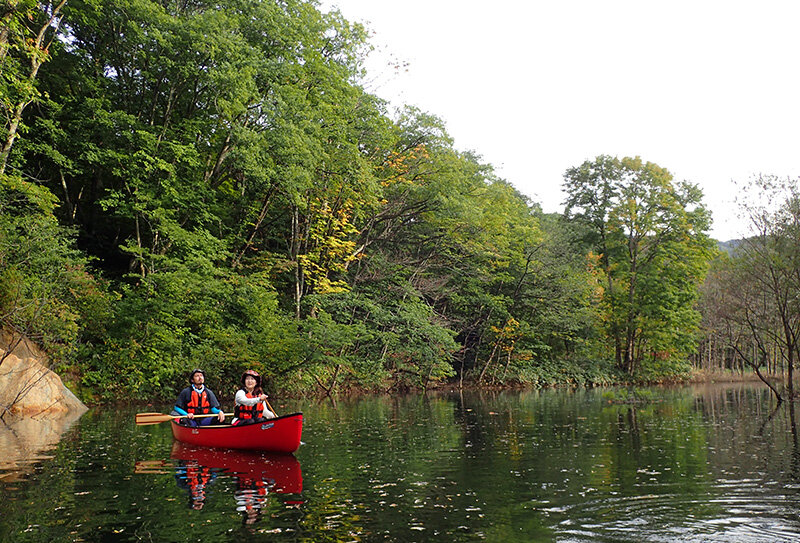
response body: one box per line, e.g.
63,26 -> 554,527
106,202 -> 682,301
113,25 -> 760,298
0,1 -> 67,176
292,206 -> 302,319
232,187 -> 276,268
478,341 -> 500,385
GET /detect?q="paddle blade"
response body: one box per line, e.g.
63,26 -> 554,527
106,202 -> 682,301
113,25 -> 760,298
135,412 -> 175,425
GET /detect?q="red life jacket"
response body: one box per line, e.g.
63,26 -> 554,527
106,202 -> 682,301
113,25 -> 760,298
186,388 -> 211,414
234,392 -> 264,420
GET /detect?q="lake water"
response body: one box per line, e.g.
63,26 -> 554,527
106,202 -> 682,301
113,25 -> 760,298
1,383 -> 800,542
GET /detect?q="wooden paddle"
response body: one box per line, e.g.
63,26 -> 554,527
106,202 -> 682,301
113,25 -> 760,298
135,412 -> 234,425
265,398 -> 278,417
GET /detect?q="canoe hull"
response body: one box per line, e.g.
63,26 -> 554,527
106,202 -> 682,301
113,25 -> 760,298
171,412 -> 302,453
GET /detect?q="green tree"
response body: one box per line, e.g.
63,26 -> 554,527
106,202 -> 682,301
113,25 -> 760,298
4,0 -> 686,398
0,175 -> 111,413
11,0 -> 386,394
0,0 -> 67,175
564,156 -> 714,377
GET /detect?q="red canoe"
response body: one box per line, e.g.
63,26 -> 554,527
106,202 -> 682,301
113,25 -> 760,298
171,412 -> 303,453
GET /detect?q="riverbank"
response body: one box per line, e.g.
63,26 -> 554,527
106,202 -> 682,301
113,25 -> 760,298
3,333 -> 775,408
273,368 -> 774,400
685,369 -> 775,383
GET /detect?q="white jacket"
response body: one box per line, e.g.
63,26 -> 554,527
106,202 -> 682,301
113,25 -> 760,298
232,389 -> 276,423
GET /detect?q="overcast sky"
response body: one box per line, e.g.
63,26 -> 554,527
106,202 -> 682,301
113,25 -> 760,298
321,0 -> 800,241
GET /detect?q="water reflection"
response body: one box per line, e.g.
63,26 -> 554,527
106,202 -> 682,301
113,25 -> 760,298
0,410 -> 84,482
173,456 -> 217,510
295,385 -> 800,542
5,385 -> 800,542
136,443 -> 302,525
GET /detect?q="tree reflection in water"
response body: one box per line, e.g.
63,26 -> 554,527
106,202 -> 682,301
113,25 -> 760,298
8,387 -> 800,542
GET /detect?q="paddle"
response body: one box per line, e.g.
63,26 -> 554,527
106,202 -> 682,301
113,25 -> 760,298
265,397 -> 278,417
135,412 -> 234,425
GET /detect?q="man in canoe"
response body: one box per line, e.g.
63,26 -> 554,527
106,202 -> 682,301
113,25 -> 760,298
172,368 -> 226,426
231,369 -> 276,426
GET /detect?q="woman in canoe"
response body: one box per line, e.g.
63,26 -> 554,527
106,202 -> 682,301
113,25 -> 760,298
231,369 -> 276,426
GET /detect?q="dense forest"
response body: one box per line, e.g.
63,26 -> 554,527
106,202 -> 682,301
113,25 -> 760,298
2,1 -> 799,405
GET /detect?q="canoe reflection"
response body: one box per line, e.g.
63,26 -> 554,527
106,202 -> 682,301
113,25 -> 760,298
170,442 -> 302,521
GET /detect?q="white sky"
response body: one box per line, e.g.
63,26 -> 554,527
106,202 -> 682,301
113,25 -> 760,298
322,0 -> 800,241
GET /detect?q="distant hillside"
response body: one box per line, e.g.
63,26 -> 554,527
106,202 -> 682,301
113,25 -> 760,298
717,239 -> 742,254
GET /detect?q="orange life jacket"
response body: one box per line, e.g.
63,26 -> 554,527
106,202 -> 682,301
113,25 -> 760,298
186,388 -> 211,414
234,391 -> 264,420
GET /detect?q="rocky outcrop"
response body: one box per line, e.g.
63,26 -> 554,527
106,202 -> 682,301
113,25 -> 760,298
0,331 -> 87,416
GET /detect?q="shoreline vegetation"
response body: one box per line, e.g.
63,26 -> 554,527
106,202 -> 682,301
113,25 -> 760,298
299,370 -> 782,407
120,369 -> 774,409
2,1 -> 799,412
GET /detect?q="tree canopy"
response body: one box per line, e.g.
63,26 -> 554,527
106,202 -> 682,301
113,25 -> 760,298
564,156 -> 715,377
0,0 -> 721,402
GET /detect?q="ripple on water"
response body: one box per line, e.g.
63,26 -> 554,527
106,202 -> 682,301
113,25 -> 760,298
547,489 -> 800,543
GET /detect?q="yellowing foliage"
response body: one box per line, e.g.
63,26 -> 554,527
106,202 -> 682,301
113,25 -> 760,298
298,199 -> 359,295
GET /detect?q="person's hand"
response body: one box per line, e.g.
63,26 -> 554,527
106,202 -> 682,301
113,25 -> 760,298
217,412 -> 225,422
259,394 -> 268,401
187,412 -> 194,419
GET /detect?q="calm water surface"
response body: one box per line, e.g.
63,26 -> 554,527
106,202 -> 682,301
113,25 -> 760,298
1,383 -> 800,542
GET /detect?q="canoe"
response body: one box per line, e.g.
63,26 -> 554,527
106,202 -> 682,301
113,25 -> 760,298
170,441 -> 302,494
170,412 -> 303,453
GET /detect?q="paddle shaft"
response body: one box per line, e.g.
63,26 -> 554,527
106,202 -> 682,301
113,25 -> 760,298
180,412 -> 233,419
135,412 -> 234,425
